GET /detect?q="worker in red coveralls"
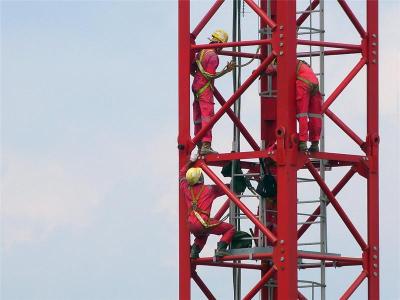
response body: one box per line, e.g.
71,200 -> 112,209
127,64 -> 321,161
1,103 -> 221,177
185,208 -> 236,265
179,152 -> 235,259
192,29 -> 235,155
266,59 -> 322,152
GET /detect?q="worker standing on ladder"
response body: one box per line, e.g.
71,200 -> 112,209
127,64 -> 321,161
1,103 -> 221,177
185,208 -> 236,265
267,59 -> 322,152
179,152 -> 235,259
192,29 -> 235,155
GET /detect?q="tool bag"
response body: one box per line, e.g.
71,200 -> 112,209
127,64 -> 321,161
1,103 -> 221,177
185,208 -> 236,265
231,231 -> 253,249
256,159 -> 277,198
221,160 -> 247,194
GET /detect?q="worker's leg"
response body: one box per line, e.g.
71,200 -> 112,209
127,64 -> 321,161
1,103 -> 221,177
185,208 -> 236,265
207,220 -> 236,244
189,222 -> 209,251
198,90 -> 214,143
308,91 -> 323,142
296,81 -> 310,142
193,99 -> 202,137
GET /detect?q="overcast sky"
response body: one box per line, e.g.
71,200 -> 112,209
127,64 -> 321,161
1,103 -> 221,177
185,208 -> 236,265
1,1 -> 399,299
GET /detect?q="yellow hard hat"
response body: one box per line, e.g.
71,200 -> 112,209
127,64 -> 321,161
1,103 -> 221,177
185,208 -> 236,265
186,168 -> 202,186
210,29 -> 228,43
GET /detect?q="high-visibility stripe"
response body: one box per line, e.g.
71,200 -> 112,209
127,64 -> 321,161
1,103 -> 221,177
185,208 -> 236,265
308,113 -> 322,119
296,112 -> 309,118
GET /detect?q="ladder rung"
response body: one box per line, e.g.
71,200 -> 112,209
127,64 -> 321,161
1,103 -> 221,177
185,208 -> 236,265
233,173 -> 260,177
237,194 -> 259,198
297,221 -> 321,225
297,200 -> 322,204
297,212 -> 321,217
296,9 -> 321,14
298,242 -> 322,246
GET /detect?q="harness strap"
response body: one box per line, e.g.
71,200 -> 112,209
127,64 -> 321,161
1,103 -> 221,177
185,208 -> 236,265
296,60 -> 320,96
194,50 -> 215,99
189,185 -> 222,229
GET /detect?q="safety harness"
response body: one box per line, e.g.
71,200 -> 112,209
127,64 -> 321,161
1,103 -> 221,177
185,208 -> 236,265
296,60 -> 320,96
189,185 -> 226,229
194,49 -> 216,99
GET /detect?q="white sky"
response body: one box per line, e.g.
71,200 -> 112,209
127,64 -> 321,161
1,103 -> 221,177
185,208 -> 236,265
1,1 -> 399,299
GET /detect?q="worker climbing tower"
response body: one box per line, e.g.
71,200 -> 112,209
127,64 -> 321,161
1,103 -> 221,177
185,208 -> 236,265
178,0 -> 379,299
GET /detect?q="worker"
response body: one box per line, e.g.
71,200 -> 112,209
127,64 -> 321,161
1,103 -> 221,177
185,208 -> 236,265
266,59 -> 322,152
179,152 -> 235,259
192,29 -> 236,155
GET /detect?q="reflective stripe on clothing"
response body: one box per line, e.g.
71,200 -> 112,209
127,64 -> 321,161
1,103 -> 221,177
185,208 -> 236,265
296,112 -> 322,119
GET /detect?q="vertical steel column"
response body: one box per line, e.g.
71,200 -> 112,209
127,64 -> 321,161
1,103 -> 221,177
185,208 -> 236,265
318,1 -> 327,299
178,1 -> 191,299
366,0 -> 379,298
274,1 -> 297,300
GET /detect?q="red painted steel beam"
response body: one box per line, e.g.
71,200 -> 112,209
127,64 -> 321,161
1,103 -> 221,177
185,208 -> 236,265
325,109 -> 365,147
192,39 -> 272,51
298,261 -> 362,269
297,290 -> 308,300
322,57 -> 367,112
339,271 -> 367,300
219,50 -> 262,59
204,150 -> 272,163
296,0 -> 320,27
306,152 -> 364,163
213,88 -> 260,151
194,252 -> 273,263
191,271 -> 217,300
306,161 -> 368,250
178,1 -> 191,299
194,261 -> 266,270
298,252 -> 363,264
192,53 -> 276,147
243,266 -> 277,300
191,0 -> 225,39
337,0 -> 367,39
366,1 -> 380,298
200,162 -> 278,244
275,1 -> 298,299
243,0 -> 277,30
297,49 -> 361,58
297,166 -> 357,239
213,198 -> 230,220
297,39 -> 362,50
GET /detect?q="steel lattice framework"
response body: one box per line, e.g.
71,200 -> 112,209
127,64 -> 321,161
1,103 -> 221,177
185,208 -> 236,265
178,1 -> 379,299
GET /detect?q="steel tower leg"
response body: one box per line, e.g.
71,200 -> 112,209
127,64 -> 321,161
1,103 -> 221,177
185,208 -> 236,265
366,0 -> 379,298
274,1 -> 298,300
178,1 -> 191,299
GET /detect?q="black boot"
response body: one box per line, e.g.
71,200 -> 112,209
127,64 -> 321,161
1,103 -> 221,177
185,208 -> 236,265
308,141 -> 319,152
190,244 -> 201,259
215,241 -> 230,258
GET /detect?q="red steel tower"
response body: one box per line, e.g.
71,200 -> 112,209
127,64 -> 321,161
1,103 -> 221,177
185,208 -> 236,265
178,1 -> 379,299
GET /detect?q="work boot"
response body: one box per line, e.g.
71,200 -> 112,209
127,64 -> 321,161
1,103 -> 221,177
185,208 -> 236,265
308,141 -> 319,152
200,142 -> 218,155
298,141 -> 307,152
190,244 -> 201,259
215,241 -> 230,258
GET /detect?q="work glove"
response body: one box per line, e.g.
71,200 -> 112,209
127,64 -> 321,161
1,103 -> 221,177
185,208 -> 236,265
190,151 -> 199,162
226,60 -> 236,72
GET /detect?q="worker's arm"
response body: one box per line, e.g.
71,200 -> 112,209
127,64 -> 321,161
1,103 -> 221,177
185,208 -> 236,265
197,59 -> 235,80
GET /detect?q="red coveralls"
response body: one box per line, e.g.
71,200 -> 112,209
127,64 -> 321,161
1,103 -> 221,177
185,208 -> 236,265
192,49 -> 219,143
296,60 -> 323,142
266,60 -> 323,143
179,167 -> 235,251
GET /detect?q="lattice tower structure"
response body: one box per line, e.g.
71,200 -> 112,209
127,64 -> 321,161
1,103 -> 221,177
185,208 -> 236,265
178,1 -> 379,299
